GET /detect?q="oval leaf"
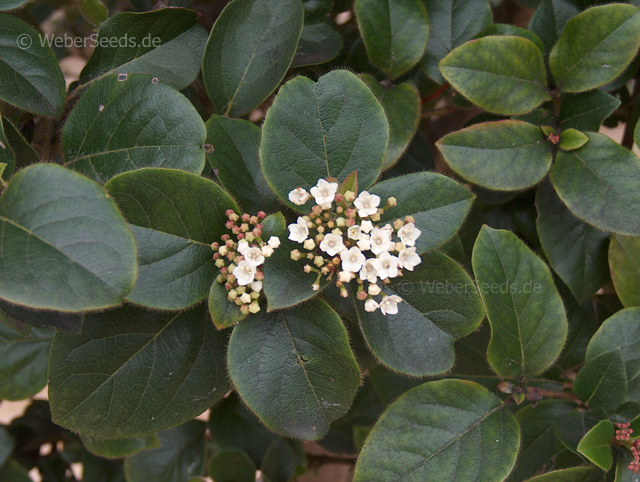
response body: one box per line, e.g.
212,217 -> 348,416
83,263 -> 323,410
0,164 -> 137,312
260,70 -> 389,210
208,449 -> 256,482
202,0 -> 304,117
353,379 -> 520,482
81,434 -> 161,459
472,226 -> 568,378
437,120 -> 552,191
559,91 -> 621,132
439,36 -> 548,116
64,74 -> 206,184
528,0 -> 579,55
609,235 -> 640,308
576,420 -> 614,470
573,349 -> 627,411
227,299 -> 361,440
292,21 -> 343,68
522,467 -> 598,482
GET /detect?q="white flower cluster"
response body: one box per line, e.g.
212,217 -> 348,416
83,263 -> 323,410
287,179 -> 422,315
212,210 -> 280,315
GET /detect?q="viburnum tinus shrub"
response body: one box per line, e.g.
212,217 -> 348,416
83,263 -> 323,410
0,0 -> 640,480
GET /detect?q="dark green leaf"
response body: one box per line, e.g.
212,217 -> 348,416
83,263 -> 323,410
0,14 -> 65,117
555,408 -> 607,453
522,467 -> 599,482
536,181 -> 610,303
370,172 -> 475,253
124,421 -> 206,482
0,0 -> 30,10
368,364 -> 424,405
292,21 -> 343,67
0,459 -> 31,482
260,212 -> 285,239
0,298 -> 82,332
261,70 -> 389,210
437,120 -> 552,191
355,0 -> 429,78
573,349 -> 627,411
478,24 -> 545,54
550,4 -> 640,92
439,36 -> 548,116
205,115 -> 279,214
202,0 -> 304,117
616,451 -> 640,482
528,0 -> 580,55
0,164 -> 137,312
550,133 -> 640,236
559,128 -> 589,151
353,379 -> 520,482
208,449 -> 256,482
419,0 -> 493,83
63,74 -> 206,183
609,235 -> 640,308
356,251 -> 484,376
227,299 -> 360,440
261,439 -> 305,482
0,425 -> 15,467
49,304 -> 230,438
106,168 -> 238,311
559,91 -> 621,132
0,118 -> 14,182
558,293 -> 599,370
78,0 -> 108,26
361,75 -> 420,169
208,281 -> 246,330
81,434 -> 161,459
472,226 -> 568,378
2,117 -> 37,172
576,420 -> 614,470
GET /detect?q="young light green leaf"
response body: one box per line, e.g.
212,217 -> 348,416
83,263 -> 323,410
49,304 -> 230,439
81,434 -> 161,459
64,74 -> 206,184
559,91 -> 621,132
528,0 -> 580,55
0,14 -> 65,117
419,0 -> 493,83
208,449 -> 256,482
472,226 -> 568,378
227,299 -> 361,440
291,21 -> 342,68
573,349 -> 627,411
77,8 -> 207,90
521,467 -> 598,482
437,120 -> 552,191
353,380 -> 520,482
202,0 -> 304,117
576,420 -> 614,470
261,70 -> 389,210
355,0 -> 429,79
0,164 -> 137,312
106,168 -> 238,311
78,0 -> 108,26
559,128 -> 589,151
550,133 -> 640,236
439,36 -> 548,116
609,235 -> 640,308
550,4 -> 640,93
355,251 -> 484,376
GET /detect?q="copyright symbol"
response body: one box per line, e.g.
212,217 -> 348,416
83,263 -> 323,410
396,280 -> 413,296
17,34 -> 32,49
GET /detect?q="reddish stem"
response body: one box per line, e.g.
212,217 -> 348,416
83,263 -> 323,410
421,83 -> 450,104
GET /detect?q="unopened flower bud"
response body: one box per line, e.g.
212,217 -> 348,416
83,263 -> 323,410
327,221 -> 335,229
219,246 -> 228,256
291,249 -> 302,260
252,228 -> 262,237
345,218 -> 356,227
368,284 -> 381,296
306,253 -> 314,259
312,205 -> 323,216
335,194 -> 343,203
227,273 -> 236,284
225,239 -> 234,249
249,302 -> 260,314
312,283 -> 320,291
255,271 -> 264,280
242,213 -> 251,222
211,242 -> 220,250
371,213 -> 381,221
221,234 -> 230,241
251,291 -> 260,299
393,219 -> 404,230
344,191 -> 356,202
225,282 -> 233,290
346,208 -> 356,219
226,220 -> 235,229
317,226 -> 325,233
405,215 -> 415,223
336,206 -> 344,214
257,211 -> 266,219
250,216 -> 259,225
225,209 -> 235,217
215,258 -> 226,268
304,265 -> 312,273
303,239 -> 316,250
229,213 -> 240,222
240,304 -> 250,314
357,290 -> 368,300
336,217 -> 346,227
387,197 -> 397,207
245,233 -> 255,242
216,274 -> 226,283
314,256 -> 324,267
232,226 -> 241,234
241,223 -> 249,233
228,290 -> 238,300
240,293 -> 251,304
235,298 -> 243,306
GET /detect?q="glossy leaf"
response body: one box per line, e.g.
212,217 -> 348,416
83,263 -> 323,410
202,0 -> 304,117
0,164 -> 137,312
64,74 -> 206,183
227,299 -> 361,440
353,380 -> 520,482
81,434 -> 161,459
439,36 -> 548,116
292,21 -> 342,67
370,172 -> 475,254
124,421 -> 206,482
0,14 -> 65,117
356,251 -> 484,376
559,91 -> 621,132
472,226 -> 568,378
550,133 -> 640,236
437,120 -> 552,191
208,449 -> 256,482
49,304 -> 230,439
106,168 -> 238,311
528,0 -> 580,55
550,4 -> 640,93
573,349 -> 627,411
522,467 -> 598,482
419,0 -> 493,83
536,181 -> 610,303
261,70 -> 389,210
78,8 -> 207,90
609,235 -> 640,308
204,115 -> 279,214
355,0 -> 429,78
577,420 -> 614,470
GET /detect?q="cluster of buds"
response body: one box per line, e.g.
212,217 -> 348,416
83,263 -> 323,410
287,178 -> 422,316
617,422 -> 634,442
212,210 -> 280,315
629,438 -> 640,475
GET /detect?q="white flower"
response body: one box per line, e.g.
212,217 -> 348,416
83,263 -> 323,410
244,247 -> 265,267
369,227 -> 392,255
319,233 -> 345,256
357,235 -> 371,251
360,220 -> 374,233
310,179 -> 338,208
377,252 -> 399,280
288,217 -> 309,243
398,247 -> 421,271
268,236 -> 281,248
364,299 -> 379,312
368,283 -> 381,296
338,271 -> 354,283
289,187 -> 310,205
359,258 -> 380,283
347,225 -> 362,240
354,191 -> 381,218
340,247 -> 366,272
233,261 -> 256,286
379,295 -> 402,315
398,222 -> 421,247
251,281 -> 263,292
237,240 -> 249,254
261,245 -> 274,257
